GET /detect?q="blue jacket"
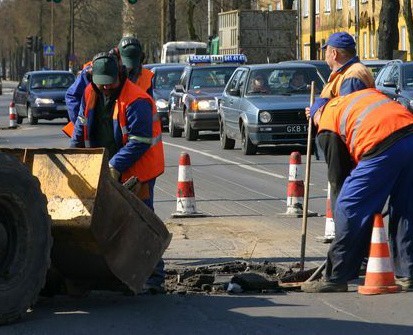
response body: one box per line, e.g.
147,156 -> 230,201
65,66 -> 92,124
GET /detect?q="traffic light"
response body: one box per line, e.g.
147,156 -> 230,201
128,0 -> 138,3
26,36 -> 33,51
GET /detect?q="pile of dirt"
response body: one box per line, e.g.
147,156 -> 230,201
165,261 -> 318,294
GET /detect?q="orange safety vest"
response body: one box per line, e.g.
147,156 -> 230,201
82,79 -> 164,182
63,67 -> 154,138
136,68 -> 154,94
318,88 -> 413,163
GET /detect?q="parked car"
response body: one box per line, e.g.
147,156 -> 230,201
279,60 -> 331,82
375,60 -> 413,111
218,63 -> 325,155
168,63 -> 239,140
151,64 -> 185,131
13,70 -> 75,125
361,59 -> 391,79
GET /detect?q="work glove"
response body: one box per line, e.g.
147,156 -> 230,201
109,165 -> 121,182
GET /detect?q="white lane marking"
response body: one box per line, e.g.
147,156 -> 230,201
163,141 -> 286,179
320,299 -> 372,323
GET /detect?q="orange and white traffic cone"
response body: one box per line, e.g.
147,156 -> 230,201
171,152 -> 205,218
278,151 -> 317,218
9,102 -> 17,129
358,213 -> 401,295
317,182 -> 335,243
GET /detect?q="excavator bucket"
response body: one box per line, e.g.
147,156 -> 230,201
0,148 -> 172,294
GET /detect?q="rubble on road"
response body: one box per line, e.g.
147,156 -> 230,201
164,261 -> 319,295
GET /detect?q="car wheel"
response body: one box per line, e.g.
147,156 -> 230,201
184,114 -> 198,141
241,124 -> 257,155
219,118 -> 235,150
27,107 -> 38,125
16,115 -> 23,125
0,153 -> 52,325
169,112 -> 183,137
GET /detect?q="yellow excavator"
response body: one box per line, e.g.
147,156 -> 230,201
0,148 -> 171,325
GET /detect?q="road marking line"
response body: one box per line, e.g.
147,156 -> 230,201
163,141 -> 286,179
320,298 -> 371,323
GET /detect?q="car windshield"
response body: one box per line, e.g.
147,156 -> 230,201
365,64 -> 386,79
246,68 -> 323,96
189,67 -> 236,89
154,69 -> 183,90
30,73 -> 75,89
402,64 -> 413,89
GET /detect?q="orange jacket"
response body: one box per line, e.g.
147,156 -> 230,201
318,88 -> 413,163
135,68 -> 154,95
82,79 -> 164,182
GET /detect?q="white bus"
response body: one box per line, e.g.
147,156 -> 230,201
160,41 -> 207,63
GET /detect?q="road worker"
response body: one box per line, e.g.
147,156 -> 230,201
307,31 -> 375,162
70,52 -> 166,293
64,36 -> 153,137
302,88 -> 413,292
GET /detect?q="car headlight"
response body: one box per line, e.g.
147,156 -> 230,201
409,100 -> 413,109
35,98 -> 54,105
259,111 -> 271,123
156,99 -> 168,109
192,99 -> 217,111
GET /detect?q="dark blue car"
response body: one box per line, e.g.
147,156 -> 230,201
13,70 -> 75,125
219,63 -> 325,155
151,64 -> 185,131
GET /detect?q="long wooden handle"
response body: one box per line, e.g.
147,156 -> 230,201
299,81 -> 316,271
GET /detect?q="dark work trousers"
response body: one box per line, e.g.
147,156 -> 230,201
325,134 -> 413,283
143,178 -> 165,287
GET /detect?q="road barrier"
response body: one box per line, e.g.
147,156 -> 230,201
317,182 -> 335,243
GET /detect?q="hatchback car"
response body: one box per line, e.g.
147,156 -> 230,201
151,64 -> 185,130
168,64 -> 239,140
375,60 -> 413,111
218,63 -> 325,155
13,70 -> 75,125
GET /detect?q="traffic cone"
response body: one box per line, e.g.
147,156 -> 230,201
9,102 -> 17,129
278,151 -> 317,218
358,213 -> 401,295
171,152 -> 205,218
316,182 -> 335,243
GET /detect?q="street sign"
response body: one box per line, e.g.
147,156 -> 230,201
43,45 -> 55,56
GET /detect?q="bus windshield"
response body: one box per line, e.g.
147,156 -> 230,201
161,41 -> 207,63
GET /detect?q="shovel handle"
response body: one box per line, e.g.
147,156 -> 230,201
299,81 -> 316,272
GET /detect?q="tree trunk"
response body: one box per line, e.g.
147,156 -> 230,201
168,0 -> 176,41
186,0 -> 199,40
402,0 -> 413,57
378,0 -> 400,59
122,0 -> 135,36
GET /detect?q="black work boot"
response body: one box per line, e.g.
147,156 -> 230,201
301,278 -> 348,293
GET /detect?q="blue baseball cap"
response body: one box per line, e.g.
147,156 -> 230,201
310,97 -> 330,119
321,32 -> 356,50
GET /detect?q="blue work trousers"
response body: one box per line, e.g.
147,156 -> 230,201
326,134 -> 413,283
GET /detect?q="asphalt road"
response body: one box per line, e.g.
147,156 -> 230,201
0,87 -> 412,334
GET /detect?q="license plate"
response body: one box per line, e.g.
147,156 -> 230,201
286,124 -> 307,133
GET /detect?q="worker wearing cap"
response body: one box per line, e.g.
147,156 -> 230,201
64,36 -> 154,138
302,88 -> 413,293
117,36 -> 154,96
307,32 -> 375,162
70,52 -> 166,293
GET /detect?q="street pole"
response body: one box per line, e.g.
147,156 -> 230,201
297,0 -> 302,59
161,0 -> 166,47
309,0 -> 316,60
69,0 -> 74,71
50,0 -> 54,69
355,0 -> 360,56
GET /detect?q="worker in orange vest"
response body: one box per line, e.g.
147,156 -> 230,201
70,52 -> 165,294
302,88 -> 413,293
63,36 -> 154,137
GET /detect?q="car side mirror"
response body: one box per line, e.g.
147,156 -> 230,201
228,88 -> 240,96
383,81 -> 397,88
17,83 -> 26,91
174,84 -> 185,93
